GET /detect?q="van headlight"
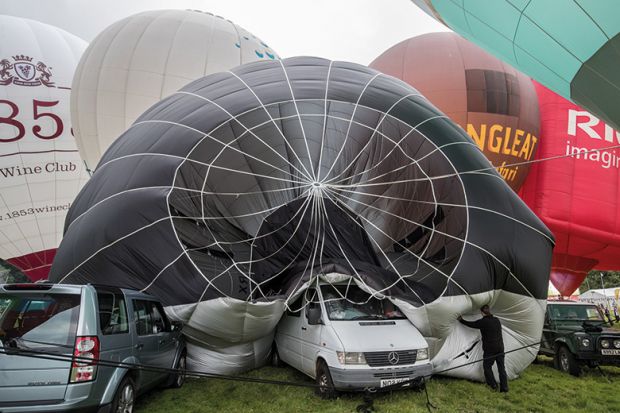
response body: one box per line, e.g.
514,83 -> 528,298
614,340 -> 620,349
601,340 -> 610,349
417,348 -> 429,360
336,352 -> 366,365
580,337 -> 591,348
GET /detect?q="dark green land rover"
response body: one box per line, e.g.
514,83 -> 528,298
539,300 -> 620,376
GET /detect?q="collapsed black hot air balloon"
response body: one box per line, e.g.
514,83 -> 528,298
50,57 -> 554,381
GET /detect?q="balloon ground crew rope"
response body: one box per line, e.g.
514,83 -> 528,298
0,327 -> 594,412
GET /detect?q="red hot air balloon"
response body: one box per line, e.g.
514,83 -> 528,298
370,32 -> 540,191
520,81 -> 620,296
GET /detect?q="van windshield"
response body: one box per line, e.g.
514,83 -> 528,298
0,293 -> 80,352
320,284 -> 407,321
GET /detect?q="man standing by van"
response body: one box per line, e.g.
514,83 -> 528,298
458,305 -> 508,393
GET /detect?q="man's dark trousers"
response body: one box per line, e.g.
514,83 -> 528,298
483,352 -> 508,392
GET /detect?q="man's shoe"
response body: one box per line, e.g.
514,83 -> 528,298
500,388 -> 509,393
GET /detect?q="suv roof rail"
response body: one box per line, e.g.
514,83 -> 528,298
4,283 -> 54,290
89,283 -> 152,296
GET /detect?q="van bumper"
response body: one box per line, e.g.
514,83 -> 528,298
329,362 -> 433,390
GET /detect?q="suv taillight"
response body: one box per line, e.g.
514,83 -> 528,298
70,336 -> 99,382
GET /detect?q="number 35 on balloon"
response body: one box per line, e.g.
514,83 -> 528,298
0,99 -> 66,142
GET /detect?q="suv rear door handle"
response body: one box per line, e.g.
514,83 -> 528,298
135,343 -> 144,350
301,327 -> 307,331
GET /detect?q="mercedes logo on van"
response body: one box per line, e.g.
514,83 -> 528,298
388,351 -> 399,365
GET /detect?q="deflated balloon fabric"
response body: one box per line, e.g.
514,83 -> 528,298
51,57 -> 554,381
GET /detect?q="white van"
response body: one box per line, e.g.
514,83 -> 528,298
273,280 -> 432,398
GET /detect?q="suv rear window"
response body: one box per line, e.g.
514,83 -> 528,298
97,290 -> 129,335
0,293 -> 80,352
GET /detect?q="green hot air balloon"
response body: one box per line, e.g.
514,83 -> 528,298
411,0 -> 620,131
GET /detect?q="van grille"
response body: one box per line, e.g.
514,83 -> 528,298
373,370 -> 414,378
364,350 -> 417,367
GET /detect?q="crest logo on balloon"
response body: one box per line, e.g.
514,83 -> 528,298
0,55 -> 55,87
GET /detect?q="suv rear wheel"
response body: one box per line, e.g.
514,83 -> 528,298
169,352 -> 187,388
556,346 -> 581,376
315,360 -> 338,399
112,376 -> 135,413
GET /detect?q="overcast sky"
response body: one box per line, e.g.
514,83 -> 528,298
0,0 -> 449,65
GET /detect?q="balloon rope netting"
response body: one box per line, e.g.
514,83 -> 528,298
0,327 -> 600,412
59,114 -> 620,314
188,136 -> 618,309
58,60 -> 620,312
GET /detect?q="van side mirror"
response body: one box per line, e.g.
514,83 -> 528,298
171,320 -> 183,332
307,305 -> 322,325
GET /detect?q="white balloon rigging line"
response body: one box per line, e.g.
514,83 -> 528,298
157,63 -> 465,305
324,186 -> 539,302
319,189 -> 432,304
247,190 -> 326,301
173,91 -> 314,182
161,85 -> 467,304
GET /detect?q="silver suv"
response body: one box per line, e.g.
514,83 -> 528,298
0,283 -> 186,412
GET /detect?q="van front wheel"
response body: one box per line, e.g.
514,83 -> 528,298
315,360 -> 338,400
271,345 -> 283,368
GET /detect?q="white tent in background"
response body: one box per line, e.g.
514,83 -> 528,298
579,288 -> 620,308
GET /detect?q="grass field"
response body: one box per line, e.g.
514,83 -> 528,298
135,356 -> 619,413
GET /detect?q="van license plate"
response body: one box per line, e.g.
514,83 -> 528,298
601,349 -> 620,355
380,378 -> 410,388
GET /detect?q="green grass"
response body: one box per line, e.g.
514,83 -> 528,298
135,357 -> 619,413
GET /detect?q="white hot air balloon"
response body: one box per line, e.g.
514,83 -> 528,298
0,15 -> 88,281
71,9 -> 280,173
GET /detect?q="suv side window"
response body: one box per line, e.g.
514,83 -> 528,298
133,300 -> 153,336
151,302 -> 170,333
97,290 -> 128,335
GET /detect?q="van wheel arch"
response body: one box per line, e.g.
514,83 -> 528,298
315,358 -> 338,400
271,343 -> 284,367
